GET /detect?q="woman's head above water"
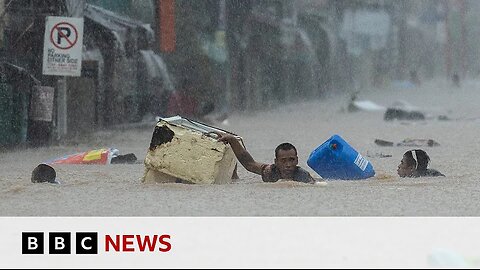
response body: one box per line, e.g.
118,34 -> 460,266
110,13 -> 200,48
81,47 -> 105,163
397,149 -> 430,177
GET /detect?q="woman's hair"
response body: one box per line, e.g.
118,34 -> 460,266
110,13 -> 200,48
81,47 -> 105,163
403,149 -> 430,170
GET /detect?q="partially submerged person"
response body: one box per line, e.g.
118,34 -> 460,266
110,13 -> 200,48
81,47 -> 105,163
31,164 -> 60,184
452,73 -> 461,87
215,133 -> 315,183
409,70 -> 421,86
397,149 -> 445,178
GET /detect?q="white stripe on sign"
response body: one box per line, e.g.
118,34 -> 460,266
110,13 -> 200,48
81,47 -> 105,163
354,153 -> 369,171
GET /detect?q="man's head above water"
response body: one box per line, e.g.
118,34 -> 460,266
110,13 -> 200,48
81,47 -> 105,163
274,143 -> 299,179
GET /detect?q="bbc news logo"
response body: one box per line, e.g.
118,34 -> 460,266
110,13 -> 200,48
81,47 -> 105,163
22,232 -> 97,254
22,232 -> 171,254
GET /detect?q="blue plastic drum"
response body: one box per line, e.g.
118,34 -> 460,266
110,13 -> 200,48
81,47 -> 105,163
307,134 -> 375,180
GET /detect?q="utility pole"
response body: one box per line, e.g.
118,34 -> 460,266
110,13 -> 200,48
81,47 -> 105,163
157,0 -> 175,53
217,0 -> 230,115
444,0 -> 452,79
460,0 -> 467,78
395,0 -> 408,80
56,77 -> 67,140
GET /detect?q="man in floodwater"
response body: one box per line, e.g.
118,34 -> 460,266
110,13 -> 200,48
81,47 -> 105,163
215,132 -> 315,183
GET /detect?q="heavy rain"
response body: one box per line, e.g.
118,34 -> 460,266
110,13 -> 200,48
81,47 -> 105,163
1,0 -> 480,219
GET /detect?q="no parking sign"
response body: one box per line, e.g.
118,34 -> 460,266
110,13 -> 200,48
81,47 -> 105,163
42,16 -> 84,77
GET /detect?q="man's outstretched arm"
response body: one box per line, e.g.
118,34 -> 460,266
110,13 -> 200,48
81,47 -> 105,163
215,133 -> 265,175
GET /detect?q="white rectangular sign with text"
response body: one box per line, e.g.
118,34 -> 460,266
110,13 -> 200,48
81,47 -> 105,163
42,16 -> 84,77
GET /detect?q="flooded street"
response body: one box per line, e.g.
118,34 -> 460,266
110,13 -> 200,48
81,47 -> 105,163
2,79 -> 480,216
3,2 -> 480,268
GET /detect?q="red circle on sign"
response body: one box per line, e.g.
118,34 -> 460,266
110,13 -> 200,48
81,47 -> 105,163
50,22 -> 78,50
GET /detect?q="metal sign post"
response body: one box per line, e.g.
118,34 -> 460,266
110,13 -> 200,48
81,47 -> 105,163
56,77 -> 67,139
